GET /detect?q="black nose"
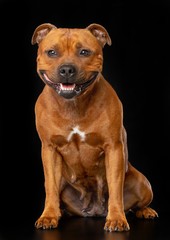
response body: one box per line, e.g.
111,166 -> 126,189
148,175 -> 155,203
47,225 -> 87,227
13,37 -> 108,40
59,64 -> 76,79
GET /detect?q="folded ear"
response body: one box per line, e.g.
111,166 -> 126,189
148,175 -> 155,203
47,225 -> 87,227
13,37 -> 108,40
86,23 -> 112,47
31,23 -> 57,45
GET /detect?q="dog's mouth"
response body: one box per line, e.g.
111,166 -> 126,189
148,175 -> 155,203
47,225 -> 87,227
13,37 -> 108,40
39,71 -> 98,99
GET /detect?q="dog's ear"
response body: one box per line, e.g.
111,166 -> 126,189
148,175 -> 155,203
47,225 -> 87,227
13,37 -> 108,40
31,23 -> 57,45
86,23 -> 112,48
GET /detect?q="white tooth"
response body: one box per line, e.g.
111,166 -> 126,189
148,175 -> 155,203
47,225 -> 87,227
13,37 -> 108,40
60,83 -> 75,91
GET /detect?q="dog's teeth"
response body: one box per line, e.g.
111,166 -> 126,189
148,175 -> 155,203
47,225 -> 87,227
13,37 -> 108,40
60,83 -> 75,91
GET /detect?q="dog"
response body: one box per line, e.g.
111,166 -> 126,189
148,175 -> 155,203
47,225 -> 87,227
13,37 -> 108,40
31,23 -> 158,232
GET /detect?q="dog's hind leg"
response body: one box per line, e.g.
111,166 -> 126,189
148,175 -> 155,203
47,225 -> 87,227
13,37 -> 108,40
123,163 -> 158,219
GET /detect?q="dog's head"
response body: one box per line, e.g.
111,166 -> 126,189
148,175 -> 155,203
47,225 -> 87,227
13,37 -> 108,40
31,23 -> 111,99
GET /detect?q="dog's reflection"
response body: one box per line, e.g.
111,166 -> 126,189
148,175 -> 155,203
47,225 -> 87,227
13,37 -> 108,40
34,229 -> 61,240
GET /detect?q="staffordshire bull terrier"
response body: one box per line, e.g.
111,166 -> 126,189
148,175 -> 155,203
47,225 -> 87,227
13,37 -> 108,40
31,23 -> 158,232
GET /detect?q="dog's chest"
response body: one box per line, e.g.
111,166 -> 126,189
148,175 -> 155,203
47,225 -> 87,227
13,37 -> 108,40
52,125 -> 104,172
67,126 -> 86,142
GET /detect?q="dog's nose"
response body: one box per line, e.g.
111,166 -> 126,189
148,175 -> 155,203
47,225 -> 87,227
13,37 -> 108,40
59,64 -> 76,79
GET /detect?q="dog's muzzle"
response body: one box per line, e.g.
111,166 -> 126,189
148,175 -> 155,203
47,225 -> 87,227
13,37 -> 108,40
39,67 -> 98,99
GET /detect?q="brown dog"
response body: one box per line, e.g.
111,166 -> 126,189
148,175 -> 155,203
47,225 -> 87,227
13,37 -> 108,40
31,23 -> 158,232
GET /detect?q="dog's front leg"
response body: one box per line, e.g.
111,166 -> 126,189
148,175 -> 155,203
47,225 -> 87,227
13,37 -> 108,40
35,144 -> 62,229
104,142 -> 130,232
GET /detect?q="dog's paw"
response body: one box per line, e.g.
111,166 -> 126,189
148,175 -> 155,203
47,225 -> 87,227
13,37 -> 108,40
135,207 -> 159,219
104,217 -> 130,232
35,216 -> 59,229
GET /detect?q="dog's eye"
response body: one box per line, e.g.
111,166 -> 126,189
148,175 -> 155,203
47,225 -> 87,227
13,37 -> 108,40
79,49 -> 91,57
47,50 -> 57,57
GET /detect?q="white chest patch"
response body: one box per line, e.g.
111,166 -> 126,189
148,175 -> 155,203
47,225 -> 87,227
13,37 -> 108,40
67,126 -> 86,142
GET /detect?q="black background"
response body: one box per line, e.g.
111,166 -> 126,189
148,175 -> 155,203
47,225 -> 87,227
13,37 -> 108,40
0,0 -> 169,239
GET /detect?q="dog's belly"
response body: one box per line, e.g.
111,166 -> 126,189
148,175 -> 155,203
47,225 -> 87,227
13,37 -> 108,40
60,141 -> 108,216
52,131 -> 108,215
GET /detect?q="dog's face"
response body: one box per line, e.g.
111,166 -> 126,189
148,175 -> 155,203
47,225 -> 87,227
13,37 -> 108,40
32,23 -> 111,99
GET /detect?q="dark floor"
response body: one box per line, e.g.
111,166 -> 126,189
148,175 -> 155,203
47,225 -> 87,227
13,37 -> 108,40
0,212 -> 169,240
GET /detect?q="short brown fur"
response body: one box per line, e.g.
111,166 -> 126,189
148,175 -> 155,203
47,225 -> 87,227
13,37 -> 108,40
31,23 -> 158,232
